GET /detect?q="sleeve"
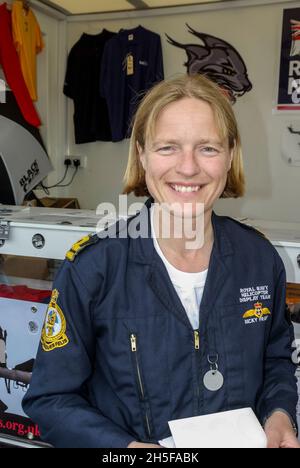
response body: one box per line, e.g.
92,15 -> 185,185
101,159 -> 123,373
256,255 -> 298,429
22,261 -> 135,448
11,4 -> 22,53
63,48 -> 77,99
34,16 -> 44,54
153,35 -> 164,83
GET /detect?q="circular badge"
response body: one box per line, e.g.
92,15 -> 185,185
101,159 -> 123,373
32,234 -> 45,249
203,370 -> 224,392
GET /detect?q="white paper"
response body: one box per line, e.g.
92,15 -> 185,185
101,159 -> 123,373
168,408 -> 267,448
158,436 -> 175,448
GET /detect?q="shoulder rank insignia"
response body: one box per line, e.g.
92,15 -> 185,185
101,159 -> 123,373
66,233 -> 99,262
41,289 -> 69,352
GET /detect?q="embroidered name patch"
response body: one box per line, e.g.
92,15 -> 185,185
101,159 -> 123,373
239,285 -> 271,304
243,302 -> 271,325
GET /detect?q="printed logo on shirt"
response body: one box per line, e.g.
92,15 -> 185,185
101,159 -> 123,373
243,302 -> 271,325
41,289 -> 69,352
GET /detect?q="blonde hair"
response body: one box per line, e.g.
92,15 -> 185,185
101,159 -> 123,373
123,74 -> 245,198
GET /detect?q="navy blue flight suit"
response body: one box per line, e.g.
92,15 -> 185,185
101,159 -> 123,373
22,199 -> 298,447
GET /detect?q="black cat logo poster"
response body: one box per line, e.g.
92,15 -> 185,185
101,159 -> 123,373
166,24 -> 252,104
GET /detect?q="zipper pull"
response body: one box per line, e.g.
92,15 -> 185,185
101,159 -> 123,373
130,334 -> 137,352
194,330 -> 200,350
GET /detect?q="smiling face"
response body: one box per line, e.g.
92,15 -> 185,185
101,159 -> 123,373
138,97 -> 233,216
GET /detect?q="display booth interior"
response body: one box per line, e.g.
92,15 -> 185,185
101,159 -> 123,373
0,0 -> 300,449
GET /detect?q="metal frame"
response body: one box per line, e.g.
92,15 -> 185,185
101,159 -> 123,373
35,0 -> 300,21
63,0 -> 300,22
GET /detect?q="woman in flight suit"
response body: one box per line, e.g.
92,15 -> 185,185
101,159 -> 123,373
23,74 -> 299,448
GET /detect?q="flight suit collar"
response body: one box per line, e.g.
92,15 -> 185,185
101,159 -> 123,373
129,199 -> 234,330
129,197 -> 234,264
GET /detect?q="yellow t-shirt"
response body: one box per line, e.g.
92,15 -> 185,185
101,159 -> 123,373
12,1 -> 44,101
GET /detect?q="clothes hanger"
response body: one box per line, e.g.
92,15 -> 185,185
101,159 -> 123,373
1,1 -> 30,12
22,0 -> 30,13
6,0 -> 30,12
4,0 -> 13,10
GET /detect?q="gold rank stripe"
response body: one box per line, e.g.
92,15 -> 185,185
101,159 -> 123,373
66,234 -> 95,262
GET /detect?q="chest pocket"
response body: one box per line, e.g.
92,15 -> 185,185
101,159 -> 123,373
220,301 -> 273,408
129,332 -> 154,441
125,314 -> 173,442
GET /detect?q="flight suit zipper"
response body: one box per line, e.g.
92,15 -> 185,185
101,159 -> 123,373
194,329 -> 201,413
194,330 -> 200,350
130,333 -> 152,439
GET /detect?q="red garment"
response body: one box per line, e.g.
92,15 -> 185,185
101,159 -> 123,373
0,284 -> 51,303
0,3 -> 41,127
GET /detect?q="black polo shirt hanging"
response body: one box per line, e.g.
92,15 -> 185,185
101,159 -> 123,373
63,29 -> 115,144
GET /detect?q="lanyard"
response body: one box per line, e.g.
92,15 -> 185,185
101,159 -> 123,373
203,307 -> 224,392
